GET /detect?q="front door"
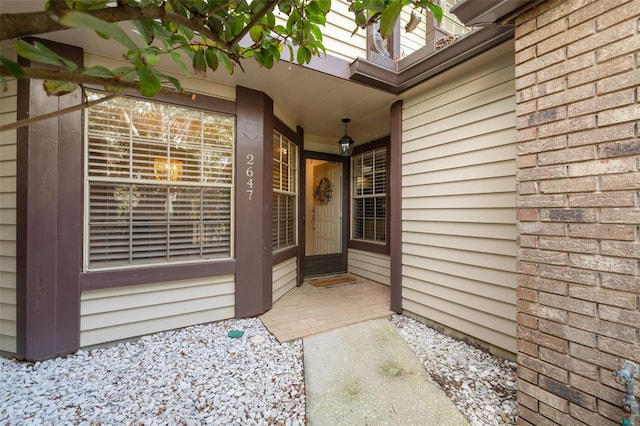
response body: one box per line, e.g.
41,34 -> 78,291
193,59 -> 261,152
304,154 -> 348,276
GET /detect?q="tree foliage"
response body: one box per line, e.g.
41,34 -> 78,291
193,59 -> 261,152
0,0 -> 441,99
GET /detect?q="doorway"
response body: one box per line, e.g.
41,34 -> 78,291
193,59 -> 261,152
303,153 -> 348,276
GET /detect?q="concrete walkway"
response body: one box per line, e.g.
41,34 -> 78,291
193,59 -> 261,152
304,319 -> 469,426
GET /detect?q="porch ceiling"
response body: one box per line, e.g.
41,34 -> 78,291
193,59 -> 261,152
1,1 -> 397,148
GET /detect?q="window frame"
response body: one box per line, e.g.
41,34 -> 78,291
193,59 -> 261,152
82,89 -> 236,273
272,124 -> 299,254
348,137 -> 390,255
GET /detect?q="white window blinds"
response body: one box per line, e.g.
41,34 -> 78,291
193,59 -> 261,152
352,147 -> 387,243
85,91 -> 234,269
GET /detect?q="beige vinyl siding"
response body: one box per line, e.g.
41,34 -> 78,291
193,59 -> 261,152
272,257 -> 297,302
401,42 -> 517,354
323,0 -> 367,61
348,249 -> 390,285
0,48 -> 17,354
400,8 -> 427,58
80,275 -> 235,347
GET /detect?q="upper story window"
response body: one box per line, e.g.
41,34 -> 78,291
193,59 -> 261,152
272,131 -> 297,250
351,147 -> 387,243
441,0 -> 470,35
85,91 -> 234,270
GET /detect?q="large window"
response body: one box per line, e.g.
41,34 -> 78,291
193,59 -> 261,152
272,131 -> 297,250
352,147 -> 387,243
85,91 -> 234,270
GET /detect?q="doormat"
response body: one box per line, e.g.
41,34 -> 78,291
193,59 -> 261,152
309,275 -> 360,288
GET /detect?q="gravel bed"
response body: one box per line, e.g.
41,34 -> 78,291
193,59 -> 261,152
392,315 -> 517,426
0,318 -> 304,425
1,315 -> 516,425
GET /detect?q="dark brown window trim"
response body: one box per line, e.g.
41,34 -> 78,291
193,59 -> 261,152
274,117 -> 299,143
80,260 -> 236,291
87,84 -> 236,115
273,246 -> 298,266
348,136 -> 391,255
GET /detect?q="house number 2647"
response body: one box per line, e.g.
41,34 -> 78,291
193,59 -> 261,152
246,154 -> 255,200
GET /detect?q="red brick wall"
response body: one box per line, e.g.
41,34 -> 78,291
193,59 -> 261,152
514,0 -> 640,424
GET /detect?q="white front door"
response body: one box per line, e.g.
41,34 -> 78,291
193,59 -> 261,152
305,159 -> 342,256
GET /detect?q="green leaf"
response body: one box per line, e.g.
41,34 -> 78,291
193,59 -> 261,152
363,0 -> 386,13
60,11 -> 139,53
310,24 -> 323,42
425,2 -> 443,22
317,0 -> 331,14
192,48 -> 207,78
134,59 -> 161,97
0,55 -> 25,78
165,75 -> 181,91
249,25 -> 263,43
274,25 -> 288,35
113,66 -> 138,82
15,40 -> 79,71
169,51 -> 189,75
262,51 -> 274,68
205,47 -> 219,71
43,80 -> 79,96
296,46 -> 310,64
217,51 -> 234,74
144,53 -> 160,66
378,0 -> 403,38
82,65 -> 115,78
132,19 -> 155,44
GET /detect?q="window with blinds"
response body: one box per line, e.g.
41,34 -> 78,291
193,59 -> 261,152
85,91 -> 234,270
272,131 -> 297,250
352,147 -> 387,243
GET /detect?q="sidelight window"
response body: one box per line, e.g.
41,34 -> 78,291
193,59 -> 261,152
351,147 -> 387,243
272,131 -> 297,250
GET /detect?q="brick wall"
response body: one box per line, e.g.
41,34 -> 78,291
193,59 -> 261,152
514,0 -> 640,425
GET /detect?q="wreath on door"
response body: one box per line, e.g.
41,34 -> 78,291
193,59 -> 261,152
313,177 -> 333,205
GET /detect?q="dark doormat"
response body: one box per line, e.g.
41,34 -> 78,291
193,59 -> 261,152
309,274 -> 360,288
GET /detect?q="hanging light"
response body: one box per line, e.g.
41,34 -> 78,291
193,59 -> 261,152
338,117 -> 354,157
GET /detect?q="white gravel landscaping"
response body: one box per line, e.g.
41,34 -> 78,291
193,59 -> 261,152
1,315 -> 516,425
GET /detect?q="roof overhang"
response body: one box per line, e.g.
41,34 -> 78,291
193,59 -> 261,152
349,24 -> 514,94
450,0 -> 543,26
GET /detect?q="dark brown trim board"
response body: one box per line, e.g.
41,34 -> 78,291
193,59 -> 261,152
389,100 -> 402,313
80,261 -> 237,291
235,86 -> 273,317
296,125 -> 305,285
16,40 -> 83,361
349,25 -> 514,94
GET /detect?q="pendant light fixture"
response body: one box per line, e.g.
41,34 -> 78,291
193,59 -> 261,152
338,117 -> 354,157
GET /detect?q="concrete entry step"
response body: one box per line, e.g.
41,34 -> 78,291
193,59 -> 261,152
304,318 -> 469,426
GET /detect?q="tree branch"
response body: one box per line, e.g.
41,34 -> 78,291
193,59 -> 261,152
0,89 -> 135,132
1,4 -> 227,48
0,66 -> 194,99
225,1 -> 279,49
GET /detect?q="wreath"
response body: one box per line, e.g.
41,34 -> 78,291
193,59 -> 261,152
313,177 -> 333,205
